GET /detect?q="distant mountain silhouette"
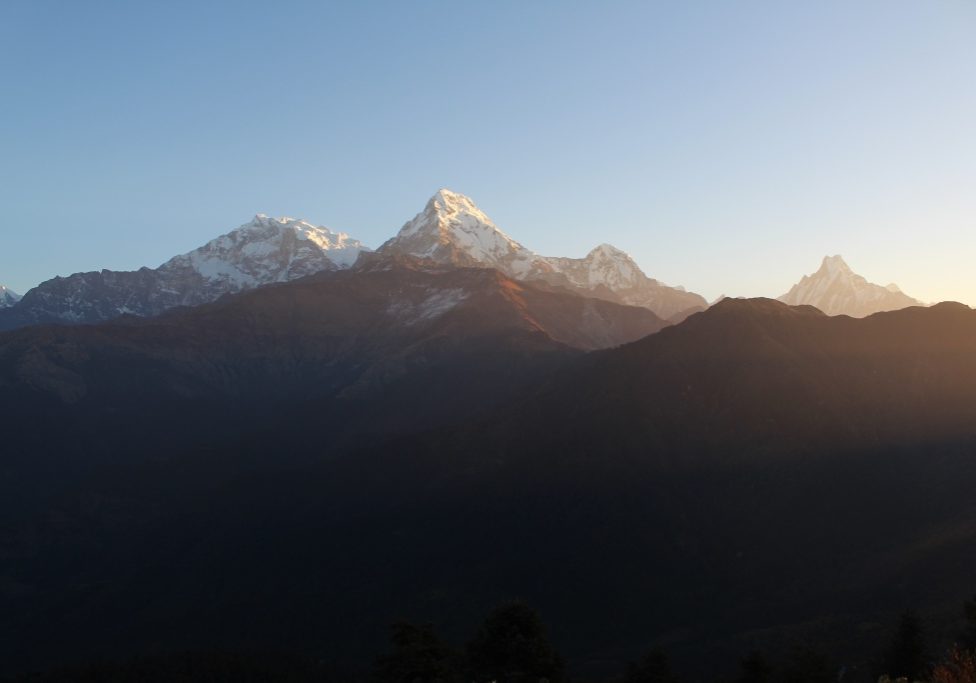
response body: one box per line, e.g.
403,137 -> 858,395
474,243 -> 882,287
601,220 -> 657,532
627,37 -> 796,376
779,255 -> 923,317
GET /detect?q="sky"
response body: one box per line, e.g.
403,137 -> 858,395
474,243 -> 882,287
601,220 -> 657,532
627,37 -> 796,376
1,1 -> 974,304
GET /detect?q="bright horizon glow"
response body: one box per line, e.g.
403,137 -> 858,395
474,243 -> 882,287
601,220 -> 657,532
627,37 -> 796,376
1,1 -> 974,306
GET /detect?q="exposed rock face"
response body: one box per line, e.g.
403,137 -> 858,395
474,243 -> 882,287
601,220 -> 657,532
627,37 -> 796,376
379,189 -> 707,320
0,215 -> 370,329
778,255 -> 923,317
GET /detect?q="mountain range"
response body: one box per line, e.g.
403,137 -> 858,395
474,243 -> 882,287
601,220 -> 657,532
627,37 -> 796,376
0,190 -> 706,329
0,215 -> 369,329
0,188 -> 962,680
377,189 -> 708,320
0,257 -> 665,424
2,189 -> 928,330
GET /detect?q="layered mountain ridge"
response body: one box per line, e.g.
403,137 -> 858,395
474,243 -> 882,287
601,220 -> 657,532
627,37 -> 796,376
778,254 -> 923,317
3,293 -> 976,677
0,259 -> 666,410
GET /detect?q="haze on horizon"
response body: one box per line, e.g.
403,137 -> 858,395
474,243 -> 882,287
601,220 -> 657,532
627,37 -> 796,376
1,1 -> 974,306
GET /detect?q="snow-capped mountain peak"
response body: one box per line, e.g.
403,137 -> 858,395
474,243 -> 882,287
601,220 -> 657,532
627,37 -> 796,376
820,254 -> 853,275
400,189 -> 505,241
582,243 -> 643,289
1,190 -> 707,329
543,243 -> 647,294
0,284 -> 21,308
429,188 -> 492,221
0,215 -> 371,329
379,190 -> 708,319
159,215 -> 368,291
247,214 -> 361,261
779,254 -> 922,317
176,214 -> 368,278
589,243 -> 625,256
380,189 -> 545,278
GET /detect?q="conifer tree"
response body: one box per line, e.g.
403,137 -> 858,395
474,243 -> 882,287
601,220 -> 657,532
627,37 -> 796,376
883,610 -> 928,682
736,650 -> 772,683
467,602 -> 563,683
962,597 -> 976,651
624,648 -> 681,683
777,647 -> 835,683
374,621 -> 460,683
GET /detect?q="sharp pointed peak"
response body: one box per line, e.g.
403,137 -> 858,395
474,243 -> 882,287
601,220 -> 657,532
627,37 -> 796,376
428,188 -> 480,210
819,254 -> 853,275
432,187 -> 467,200
416,188 -> 500,233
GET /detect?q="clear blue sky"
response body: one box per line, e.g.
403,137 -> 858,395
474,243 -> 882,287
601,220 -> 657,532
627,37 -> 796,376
2,1 -> 974,304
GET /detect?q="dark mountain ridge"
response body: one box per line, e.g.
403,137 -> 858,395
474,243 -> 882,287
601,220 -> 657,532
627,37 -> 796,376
488,297 -> 976,461
3,291 -> 976,679
0,257 -> 668,464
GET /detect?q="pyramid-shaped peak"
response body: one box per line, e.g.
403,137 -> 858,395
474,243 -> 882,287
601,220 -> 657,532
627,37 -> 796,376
432,187 -> 470,201
417,189 -> 497,229
779,254 -> 923,317
429,188 -> 481,211
379,189 -> 529,270
820,254 -> 853,275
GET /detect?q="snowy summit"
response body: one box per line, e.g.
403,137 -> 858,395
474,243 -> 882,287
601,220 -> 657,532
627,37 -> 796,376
380,189 -> 550,278
379,189 -> 707,320
0,285 -> 21,309
163,214 -> 368,289
778,255 -> 923,317
0,215 -> 371,328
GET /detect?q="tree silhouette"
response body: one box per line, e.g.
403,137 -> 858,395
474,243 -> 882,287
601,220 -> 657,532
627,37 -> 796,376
777,647 -> 834,683
467,601 -> 563,683
963,597 -> 976,652
374,621 -> 460,683
736,650 -> 772,683
624,648 -> 681,683
883,610 -> 928,681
